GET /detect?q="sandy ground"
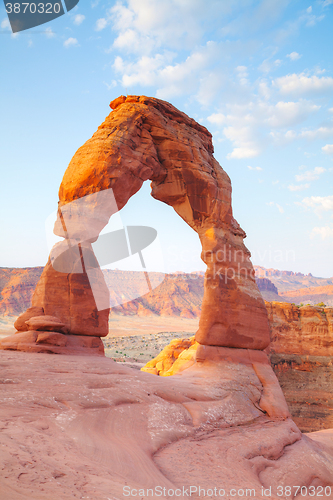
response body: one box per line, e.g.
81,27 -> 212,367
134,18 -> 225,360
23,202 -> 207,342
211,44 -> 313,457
105,314 -> 198,366
0,314 -> 198,367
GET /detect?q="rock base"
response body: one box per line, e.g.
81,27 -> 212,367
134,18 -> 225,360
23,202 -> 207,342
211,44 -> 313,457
0,330 -> 104,356
195,345 -> 290,420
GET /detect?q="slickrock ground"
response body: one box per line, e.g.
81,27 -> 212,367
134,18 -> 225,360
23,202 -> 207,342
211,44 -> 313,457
1,350 -> 333,500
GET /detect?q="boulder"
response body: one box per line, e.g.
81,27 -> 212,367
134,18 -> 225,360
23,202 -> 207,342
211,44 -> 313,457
14,306 -> 44,332
25,315 -> 68,334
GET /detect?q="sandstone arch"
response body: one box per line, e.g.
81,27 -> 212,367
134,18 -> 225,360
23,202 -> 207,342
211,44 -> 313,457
17,95 -> 270,350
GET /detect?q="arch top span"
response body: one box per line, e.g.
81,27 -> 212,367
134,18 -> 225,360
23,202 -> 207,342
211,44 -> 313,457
29,96 -> 271,350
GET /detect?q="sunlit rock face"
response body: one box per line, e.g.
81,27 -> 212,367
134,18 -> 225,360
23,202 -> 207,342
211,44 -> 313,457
7,95 -> 270,350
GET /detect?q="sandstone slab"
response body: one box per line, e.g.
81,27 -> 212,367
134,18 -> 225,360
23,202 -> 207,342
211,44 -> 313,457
0,350 -> 332,500
25,315 -> 68,333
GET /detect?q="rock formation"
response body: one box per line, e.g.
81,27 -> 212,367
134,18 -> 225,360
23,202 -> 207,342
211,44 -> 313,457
266,302 -> 333,356
144,302 -> 333,432
2,95 -> 270,353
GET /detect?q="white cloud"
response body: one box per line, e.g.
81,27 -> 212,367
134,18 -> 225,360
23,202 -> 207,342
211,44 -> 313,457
311,225 -> 333,239
287,52 -> 301,61
28,39 -> 33,48
44,27 -> 55,38
207,113 -> 226,126
288,183 -> 310,191
95,18 -> 108,31
63,37 -> 79,48
113,28 -> 155,54
273,72 -> 333,95
236,65 -> 249,85
265,100 -> 319,128
283,127 -> 333,142
322,144 -> 333,155
109,0 -> 237,53
247,166 -> 262,171
295,167 -> 325,182
1,18 -> 10,29
224,125 -> 260,159
113,41 -> 219,99
299,195 -> 333,216
299,127 -> 333,140
73,14 -> 85,25
267,202 -> 284,213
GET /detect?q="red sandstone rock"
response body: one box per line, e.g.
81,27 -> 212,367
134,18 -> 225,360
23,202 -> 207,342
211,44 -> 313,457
25,315 -> 68,334
265,301 -> 333,356
14,306 -> 44,331
24,95 -> 270,349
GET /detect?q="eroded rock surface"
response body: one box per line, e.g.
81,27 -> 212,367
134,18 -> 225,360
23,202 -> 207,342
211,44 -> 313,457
0,351 -> 332,500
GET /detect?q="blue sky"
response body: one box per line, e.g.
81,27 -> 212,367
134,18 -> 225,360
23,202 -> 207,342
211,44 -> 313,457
1,0 -> 333,277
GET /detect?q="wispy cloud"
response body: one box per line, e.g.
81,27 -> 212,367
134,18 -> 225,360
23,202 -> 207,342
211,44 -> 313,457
44,27 -> 55,38
1,18 -> 10,29
73,14 -> 85,25
295,167 -> 325,182
103,80 -> 117,90
247,166 -> 262,171
298,195 -> 333,216
311,225 -> 333,239
267,201 -> 284,213
288,183 -> 310,191
63,37 -> 79,48
95,18 -> 108,31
